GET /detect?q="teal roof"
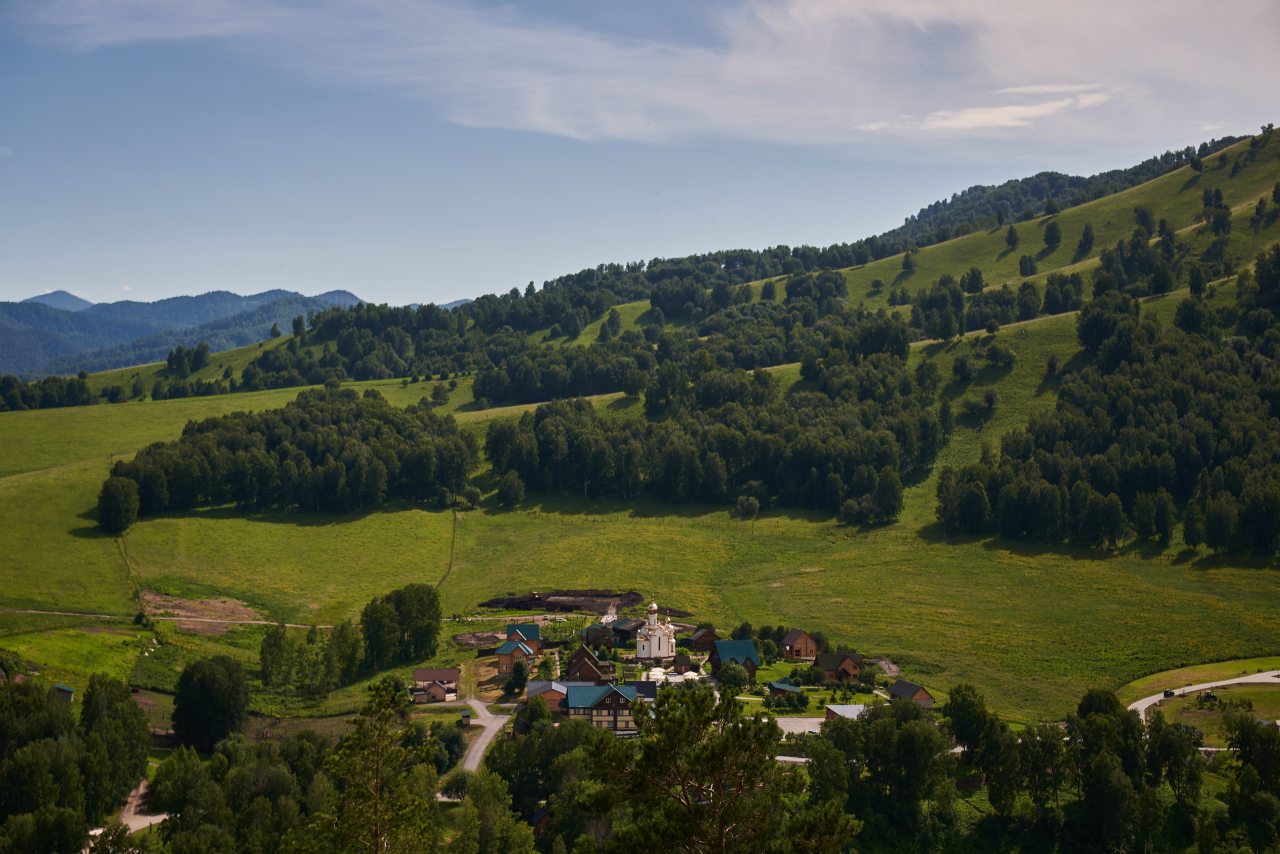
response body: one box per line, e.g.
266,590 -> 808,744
713,639 -> 761,667
507,623 -> 541,641
497,640 -> 533,656
566,684 -> 637,710
768,680 -> 802,694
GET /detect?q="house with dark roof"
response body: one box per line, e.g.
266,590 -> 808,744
506,623 -> 542,654
497,639 -> 534,674
688,627 -> 719,653
672,653 -> 695,674
412,668 -> 460,703
566,684 -> 639,732
578,623 -> 615,649
767,679 -> 803,700
624,680 -> 659,701
814,652 -> 862,683
889,679 -> 934,709
529,807 -> 552,838
710,639 -> 761,680
563,645 -> 613,683
610,618 -> 645,644
781,629 -> 818,661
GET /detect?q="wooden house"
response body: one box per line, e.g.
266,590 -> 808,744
497,639 -> 534,674
566,684 -> 639,732
781,629 -> 818,661
563,645 -> 613,683
889,679 -> 934,709
689,627 -> 719,653
505,623 -> 542,655
814,652 -> 862,683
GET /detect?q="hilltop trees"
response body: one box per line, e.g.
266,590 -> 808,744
936,250 -> 1280,557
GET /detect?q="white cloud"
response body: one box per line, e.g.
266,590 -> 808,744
120,284 -> 132,291
12,0 -> 1280,147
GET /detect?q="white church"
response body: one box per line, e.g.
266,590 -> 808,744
636,601 -> 677,660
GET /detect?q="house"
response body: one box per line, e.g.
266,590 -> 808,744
768,680 -> 803,700
54,684 -> 74,703
624,680 -> 659,701
636,602 -> 677,660
497,639 -> 535,674
412,668 -> 460,703
825,704 -> 867,722
460,710 -> 472,727
526,680 -> 598,713
781,629 -> 818,661
710,639 -> 761,680
814,652 -> 862,683
566,684 -> 639,732
689,627 -> 719,653
563,645 -> 613,683
529,808 -> 552,838
610,618 -> 645,644
578,623 -> 615,649
889,679 -> 934,709
672,653 -> 695,674
505,623 -> 542,655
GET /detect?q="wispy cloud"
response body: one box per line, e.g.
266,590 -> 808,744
12,0 -> 1279,146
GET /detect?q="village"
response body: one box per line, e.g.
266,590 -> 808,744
409,599 -> 935,741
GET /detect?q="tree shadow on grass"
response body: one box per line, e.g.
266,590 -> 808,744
892,269 -> 917,287
1189,552 -> 1279,572
980,536 -> 1121,563
1180,173 -> 1201,193
69,506 -> 111,539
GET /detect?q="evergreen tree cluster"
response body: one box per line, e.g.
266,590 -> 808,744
99,387 -> 476,532
937,247 -> 1280,555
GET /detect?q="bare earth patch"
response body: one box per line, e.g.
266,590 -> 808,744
768,582 -> 784,589
141,592 -> 261,635
453,631 -> 506,650
874,657 -> 901,677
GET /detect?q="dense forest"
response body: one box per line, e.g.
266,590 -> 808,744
937,244 -> 1280,556
482,306 -> 932,521
98,388 -> 477,532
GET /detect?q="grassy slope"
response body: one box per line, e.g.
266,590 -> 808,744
3,136 -> 1280,723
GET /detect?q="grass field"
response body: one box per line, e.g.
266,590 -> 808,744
1115,656 -> 1280,707
1147,684 -> 1280,747
3,135 -> 1280,726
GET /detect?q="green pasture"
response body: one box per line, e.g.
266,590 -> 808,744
1150,683 -> 1280,747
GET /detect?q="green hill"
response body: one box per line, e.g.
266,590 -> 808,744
3,132 -> 1280,724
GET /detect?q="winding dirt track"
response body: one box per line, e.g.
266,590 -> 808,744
0,606 -> 329,629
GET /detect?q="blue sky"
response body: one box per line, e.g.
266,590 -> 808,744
2,1 -> 1277,307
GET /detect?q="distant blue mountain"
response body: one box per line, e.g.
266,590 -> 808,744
0,289 -> 362,377
21,290 -> 93,312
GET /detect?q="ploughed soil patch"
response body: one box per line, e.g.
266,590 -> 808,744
479,590 -> 691,618
142,592 -> 262,635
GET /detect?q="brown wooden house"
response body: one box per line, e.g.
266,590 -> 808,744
497,639 -> 534,675
563,645 -> 613,683
505,623 -> 542,655
889,679 -> 934,709
689,627 -> 719,653
814,652 -> 861,683
672,653 -> 694,674
781,629 -> 818,661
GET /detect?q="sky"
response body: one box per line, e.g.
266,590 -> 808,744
1,1 -> 1277,307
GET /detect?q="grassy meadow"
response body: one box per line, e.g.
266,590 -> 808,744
3,135 -> 1280,725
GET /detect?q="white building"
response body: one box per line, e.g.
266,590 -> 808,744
636,602 -> 676,661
